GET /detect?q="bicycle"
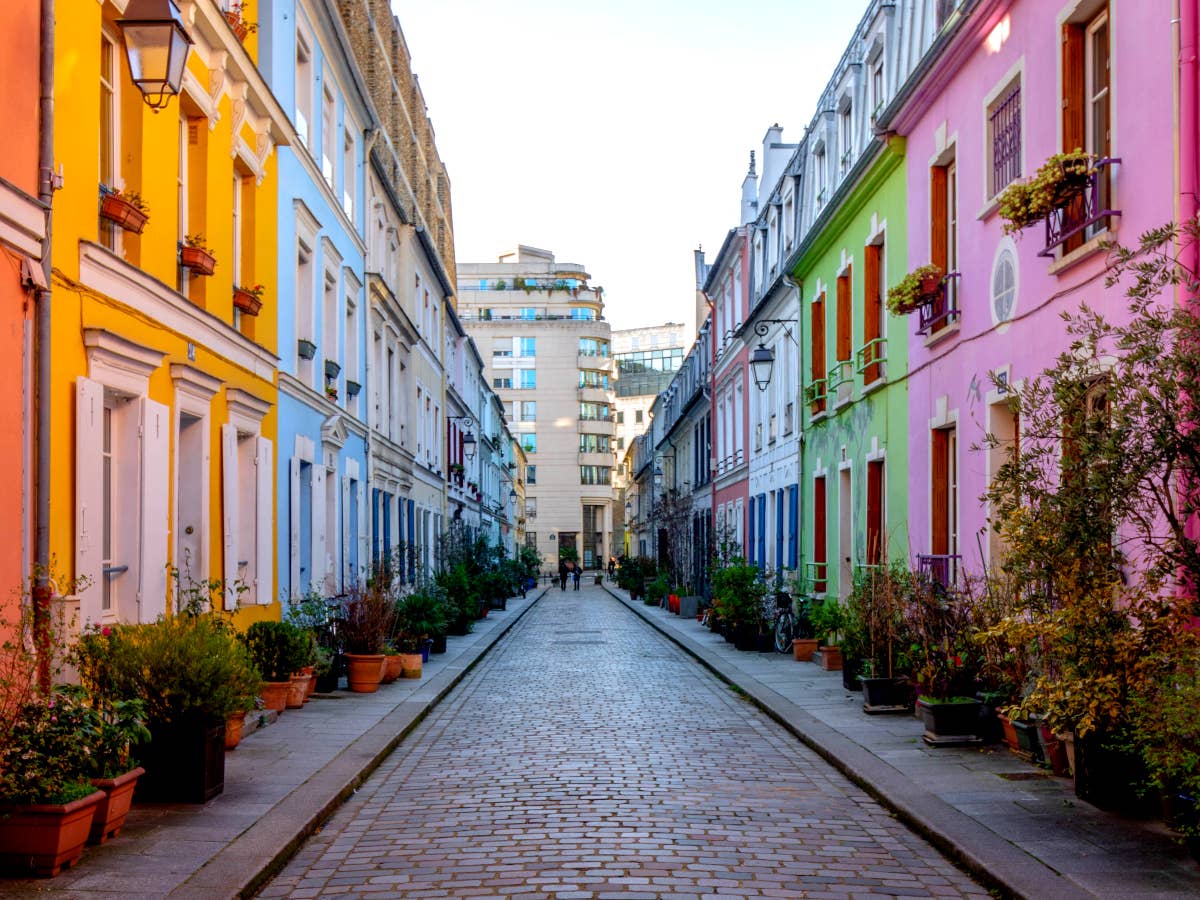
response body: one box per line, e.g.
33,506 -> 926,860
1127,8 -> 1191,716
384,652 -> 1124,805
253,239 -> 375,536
772,590 -> 796,654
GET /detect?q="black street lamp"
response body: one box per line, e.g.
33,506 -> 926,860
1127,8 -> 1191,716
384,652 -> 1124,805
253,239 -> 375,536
447,415 -> 476,461
748,320 -> 794,391
118,0 -> 194,111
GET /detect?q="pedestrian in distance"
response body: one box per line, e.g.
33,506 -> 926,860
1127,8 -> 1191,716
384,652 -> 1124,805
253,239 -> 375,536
558,560 -> 568,591
607,557 -> 616,579
572,565 -> 581,591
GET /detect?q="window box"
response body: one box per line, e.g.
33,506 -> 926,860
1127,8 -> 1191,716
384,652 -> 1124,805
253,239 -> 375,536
915,273 -> 962,336
1039,159 -> 1121,258
324,359 -> 341,379
99,189 -> 149,234
804,378 -> 827,414
179,244 -> 216,276
232,285 -> 263,316
345,379 -> 361,398
297,339 -> 316,360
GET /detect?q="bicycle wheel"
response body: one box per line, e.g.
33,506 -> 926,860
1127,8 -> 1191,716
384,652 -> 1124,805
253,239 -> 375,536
773,612 -> 794,654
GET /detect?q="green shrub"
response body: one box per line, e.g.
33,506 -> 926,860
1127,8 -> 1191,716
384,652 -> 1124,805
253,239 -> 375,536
241,621 -> 310,682
393,589 -> 449,652
710,559 -> 766,631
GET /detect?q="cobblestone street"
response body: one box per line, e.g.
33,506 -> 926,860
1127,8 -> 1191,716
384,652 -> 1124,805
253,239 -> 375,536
260,587 -> 989,899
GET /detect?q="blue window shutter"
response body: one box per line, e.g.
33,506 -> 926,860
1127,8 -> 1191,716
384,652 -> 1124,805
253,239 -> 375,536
371,488 -> 380,569
757,494 -> 767,567
407,499 -> 416,580
775,492 -> 784,567
748,496 -> 755,564
788,484 -> 799,568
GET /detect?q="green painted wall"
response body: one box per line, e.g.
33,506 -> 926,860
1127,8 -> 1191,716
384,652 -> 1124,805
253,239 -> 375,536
790,136 -> 909,602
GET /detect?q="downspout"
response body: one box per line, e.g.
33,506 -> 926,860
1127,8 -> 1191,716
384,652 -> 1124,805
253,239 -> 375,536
34,0 -> 55,689
702,291 -> 717,597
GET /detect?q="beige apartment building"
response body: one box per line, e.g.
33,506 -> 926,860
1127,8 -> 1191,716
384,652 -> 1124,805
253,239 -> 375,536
457,246 -> 617,570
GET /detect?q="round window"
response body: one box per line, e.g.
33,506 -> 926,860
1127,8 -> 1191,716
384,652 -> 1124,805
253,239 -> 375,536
991,244 -> 1018,325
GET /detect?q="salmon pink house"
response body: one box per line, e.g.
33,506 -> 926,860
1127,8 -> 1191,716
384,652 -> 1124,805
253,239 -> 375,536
879,0 -> 1177,585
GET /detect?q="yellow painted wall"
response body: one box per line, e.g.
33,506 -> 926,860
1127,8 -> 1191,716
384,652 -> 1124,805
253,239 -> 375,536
51,0 -> 281,626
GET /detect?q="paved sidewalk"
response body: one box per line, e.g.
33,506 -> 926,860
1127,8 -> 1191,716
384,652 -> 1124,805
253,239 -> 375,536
0,588 -> 546,900
606,587 -> 1200,900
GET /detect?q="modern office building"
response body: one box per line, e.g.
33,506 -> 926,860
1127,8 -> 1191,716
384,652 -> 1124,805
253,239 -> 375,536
456,246 -> 617,569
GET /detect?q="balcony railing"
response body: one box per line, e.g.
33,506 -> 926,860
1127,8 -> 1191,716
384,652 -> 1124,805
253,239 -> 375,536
1039,158 -> 1121,258
803,561 -> 828,594
916,273 -> 961,336
804,378 -> 827,415
855,338 -> 887,382
917,554 -> 962,593
827,359 -> 853,391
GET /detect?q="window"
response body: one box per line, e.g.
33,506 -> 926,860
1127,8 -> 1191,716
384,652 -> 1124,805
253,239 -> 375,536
493,338 -> 512,357
520,307 -> 537,320
616,437 -> 625,450
987,80 -> 1022,197
836,267 -> 852,362
295,31 -> 313,148
813,476 -> 827,593
570,307 -> 596,321
493,376 -> 512,389
519,337 -> 536,357
930,425 -> 958,574
518,369 -> 536,390
579,338 -> 610,357
580,466 -> 612,485
579,402 -> 610,420
579,434 -> 610,453
579,370 -> 609,389
866,460 -> 884,565
634,409 -> 643,424
525,532 -> 537,550
862,241 -> 884,383
322,270 -> 339,390
871,59 -> 884,117
839,102 -> 853,174
814,147 -> 827,207
521,400 -> 537,420
342,129 -> 355,219
526,465 -> 537,484
520,433 -> 537,454
296,242 -> 315,379
321,87 -> 336,188
616,411 -> 625,424
524,497 -> 537,519
810,293 -> 827,415
929,155 -> 958,332
99,31 -> 120,249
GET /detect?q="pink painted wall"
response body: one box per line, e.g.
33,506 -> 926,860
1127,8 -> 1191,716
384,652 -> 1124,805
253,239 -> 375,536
900,0 -> 1176,574
712,231 -> 752,546
0,2 -> 40,627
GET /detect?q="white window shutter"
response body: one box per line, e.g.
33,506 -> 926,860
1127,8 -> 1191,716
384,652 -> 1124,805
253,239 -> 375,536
289,457 -> 300,597
75,377 -> 104,627
356,478 -> 366,587
341,473 -> 351,591
255,437 -> 273,605
138,398 -> 170,623
221,424 -> 239,610
311,464 -> 326,594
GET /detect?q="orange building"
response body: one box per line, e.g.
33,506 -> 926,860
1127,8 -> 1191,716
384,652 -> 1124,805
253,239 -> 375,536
0,2 -> 43,632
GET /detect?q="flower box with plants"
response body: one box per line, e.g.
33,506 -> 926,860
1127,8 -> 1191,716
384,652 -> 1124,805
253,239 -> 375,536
997,149 -> 1097,236
233,283 -> 265,316
223,0 -> 258,42
297,337 -> 317,359
74,613 -> 260,803
78,690 -> 151,845
346,379 -> 361,398
180,233 -> 217,276
886,264 -> 944,316
99,187 -> 149,234
325,385 -> 339,401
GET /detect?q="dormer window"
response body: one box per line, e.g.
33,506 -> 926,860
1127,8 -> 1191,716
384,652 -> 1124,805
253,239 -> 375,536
839,98 -> 854,175
814,143 -> 827,208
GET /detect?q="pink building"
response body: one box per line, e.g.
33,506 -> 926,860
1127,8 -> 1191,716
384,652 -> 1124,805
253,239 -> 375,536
889,0 -> 1176,581
706,225 -> 753,557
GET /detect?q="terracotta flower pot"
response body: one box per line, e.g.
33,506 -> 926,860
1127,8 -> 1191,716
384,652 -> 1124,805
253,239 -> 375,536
287,672 -> 311,708
99,192 -> 148,233
180,245 -> 216,276
233,287 -> 262,316
344,652 -> 385,693
259,679 -> 290,713
792,638 -> 819,662
819,645 -> 843,670
381,654 -> 403,684
399,652 -> 422,679
225,711 -> 246,750
0,790 -> 105,876
88,767 -> 144,845
302,664 -> 317,697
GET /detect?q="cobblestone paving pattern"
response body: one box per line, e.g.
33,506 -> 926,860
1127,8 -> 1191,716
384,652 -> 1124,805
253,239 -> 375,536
260,587 -> 990,899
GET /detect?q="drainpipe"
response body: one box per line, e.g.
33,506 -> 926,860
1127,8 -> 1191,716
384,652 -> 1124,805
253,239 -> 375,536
701,291 -> 717,597
34,0 -> 55,689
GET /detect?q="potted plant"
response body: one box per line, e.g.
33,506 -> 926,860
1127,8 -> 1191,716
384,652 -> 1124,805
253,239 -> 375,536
0,688 -> 106,877
78,690 -> 150,845
809,597 -> 846,671
99,186 -> 150,234
436,563 -> 479,634
710,559 -> 766,651
233,282 -> 265,316
905,579 -> 984,746
338,582 -> 396,692
179,233 -> 216,275
790,592 -> 819,661
73,614 -> 260,803
297,337 -> 317,359
847,562 -> 916,713
325,385 -> 339,401
223,0 -> 257,41
998,149 -> 1097,235
886,264 -> 944,316
240,621 -> 310,712
346,379 -> 362,398
393,590 -> 448,679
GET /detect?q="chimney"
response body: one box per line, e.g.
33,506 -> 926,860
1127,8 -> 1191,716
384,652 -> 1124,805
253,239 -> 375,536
740,151 -> 758,225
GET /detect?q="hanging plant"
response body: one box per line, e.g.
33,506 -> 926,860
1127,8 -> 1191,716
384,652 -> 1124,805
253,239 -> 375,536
998,149 -> 1097,236
886,264 -> 944,316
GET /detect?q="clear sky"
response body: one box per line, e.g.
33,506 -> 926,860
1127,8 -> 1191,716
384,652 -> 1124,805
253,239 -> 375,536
390,0 -> 868,338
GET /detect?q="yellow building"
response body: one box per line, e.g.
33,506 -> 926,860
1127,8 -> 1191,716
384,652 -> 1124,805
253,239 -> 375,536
50,0 -> 290,627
